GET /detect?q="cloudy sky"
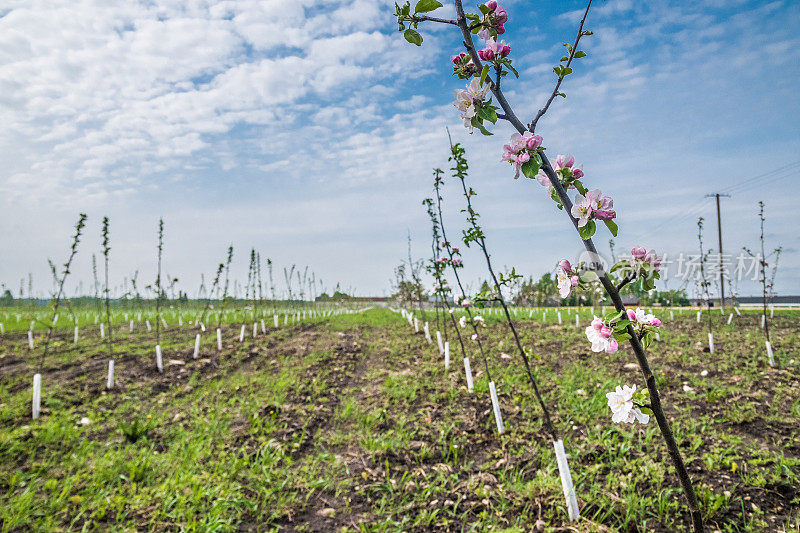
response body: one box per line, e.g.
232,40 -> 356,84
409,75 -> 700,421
1,0 -> 798,299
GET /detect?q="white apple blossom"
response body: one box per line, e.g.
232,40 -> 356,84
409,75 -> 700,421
606,384 -> 650,424
452,77 -> 490,133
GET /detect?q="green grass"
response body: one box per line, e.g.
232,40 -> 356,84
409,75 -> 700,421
1,305 -> 798,531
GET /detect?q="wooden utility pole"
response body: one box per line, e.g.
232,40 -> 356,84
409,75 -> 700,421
705,193 -> 730,309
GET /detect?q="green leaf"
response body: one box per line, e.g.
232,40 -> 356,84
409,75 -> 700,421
574,50 -> 587,58
613,331 -> 631,342
614,318 -> 631,331
579,270 -> 599,283
578,220 -> 596,240
414,0 -> 442,12
609,260 -> 629,273
480,64 -> 489,86
505,62 -> 519,78
478,3 -> 490,14
641,331 -> 655,349
604,219 -> 618,237
560,56 -> 568,62
403,28 -> 422,46
520,158 -> 541,180
639,407 -> 653,416
485,106 -> 498,124
475,122 -> 493,136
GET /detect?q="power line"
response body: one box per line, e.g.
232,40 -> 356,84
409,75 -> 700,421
719,160 -> 800,196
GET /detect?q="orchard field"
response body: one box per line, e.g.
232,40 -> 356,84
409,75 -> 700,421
1,304 -> 798,532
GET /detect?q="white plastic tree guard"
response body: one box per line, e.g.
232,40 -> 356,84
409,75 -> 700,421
463,357 -> 474,393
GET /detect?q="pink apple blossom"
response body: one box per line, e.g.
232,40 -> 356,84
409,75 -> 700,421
555,154 -> 575,170
477,35 -> 511,62
453,77 -> 490,133
606,338 -> 619,354
501,131 -> 543,179
585,316 -> 617,353
483,1 -> 508,34
570,190 -> 616,227
557,267 -> 573,297
451,52 -> 477,78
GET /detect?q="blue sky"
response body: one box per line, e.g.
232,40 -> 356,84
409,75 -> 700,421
0,0 -> 798,298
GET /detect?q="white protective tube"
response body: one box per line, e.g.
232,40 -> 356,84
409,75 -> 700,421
156,345 -> 163,373
107,360 -> 115,389
708,333 -> 715,354
553,439 -> 580,521
463,357 -> 474,393
216,328 -> 222,351
193,334 -> 201,359
436,331 -> 443,354
32,373 -> 42,419
488,381 -> 505,434
444,341 -> 450,369
766,341 -> 775,367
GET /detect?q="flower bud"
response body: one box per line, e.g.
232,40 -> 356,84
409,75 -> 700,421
556,154 -> 574,169
525,134 -> 543,150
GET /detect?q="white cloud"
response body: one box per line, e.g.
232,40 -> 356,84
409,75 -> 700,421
0,0 -> 798,297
